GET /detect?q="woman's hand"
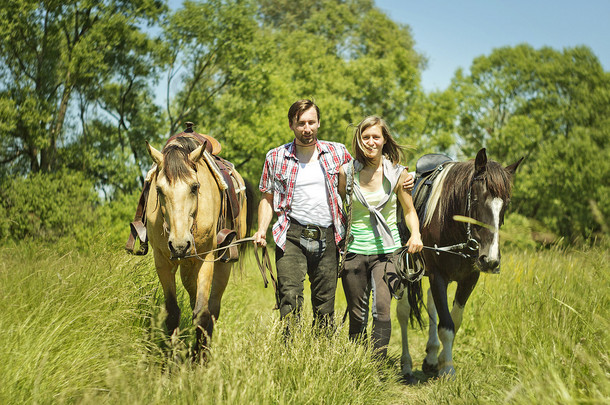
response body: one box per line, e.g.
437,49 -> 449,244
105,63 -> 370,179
406,234 -> 423,254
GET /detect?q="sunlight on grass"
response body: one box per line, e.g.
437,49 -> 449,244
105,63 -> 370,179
0,237 -> 608,404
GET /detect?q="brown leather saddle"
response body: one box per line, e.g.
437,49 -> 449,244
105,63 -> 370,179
125,123 -> 242,262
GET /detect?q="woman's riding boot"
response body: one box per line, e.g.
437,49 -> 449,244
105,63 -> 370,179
371,320 -> 392,359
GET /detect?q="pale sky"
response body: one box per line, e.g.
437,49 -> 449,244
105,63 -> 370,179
375,0 -> 610,91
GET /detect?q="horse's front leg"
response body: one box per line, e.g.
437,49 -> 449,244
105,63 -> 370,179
428,273 -> 456,377
451,272 -> 480,334
207,261 -> 231,334
396,294 -> 416,384
180,257 -> 214,355
423,287 -> 440,375
154,253 -> 181,336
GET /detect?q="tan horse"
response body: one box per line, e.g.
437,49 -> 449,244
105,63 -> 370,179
145,135 -> 249,354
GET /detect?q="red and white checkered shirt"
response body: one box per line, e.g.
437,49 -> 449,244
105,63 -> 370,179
259,140 -> 352,250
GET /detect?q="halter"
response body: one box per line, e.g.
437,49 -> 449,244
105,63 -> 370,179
464,172 -> 485,252
423,171 -> 483,260
154,159 -> 200,259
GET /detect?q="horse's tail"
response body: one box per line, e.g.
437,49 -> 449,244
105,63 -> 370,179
244,179 -> 256,238
236,179 -> 257,259
232,179 -> 257,273
406,279 -> 424,328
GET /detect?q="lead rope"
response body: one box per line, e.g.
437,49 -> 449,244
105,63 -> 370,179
340,161 -> 355,324
178,237 -> 280,309
253,244 -> 280,310
338,160 -> 355,276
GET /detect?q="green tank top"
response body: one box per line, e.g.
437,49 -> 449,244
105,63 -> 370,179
348,176 -> 402,254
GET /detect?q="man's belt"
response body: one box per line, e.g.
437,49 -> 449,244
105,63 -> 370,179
291,220 -> 328,240
301,225 -> 323,240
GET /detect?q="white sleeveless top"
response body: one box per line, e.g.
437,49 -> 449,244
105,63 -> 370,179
348,177 -> 402,254
289,160 -> 333,227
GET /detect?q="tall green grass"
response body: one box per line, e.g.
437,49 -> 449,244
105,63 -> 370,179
1,236 -> 608,404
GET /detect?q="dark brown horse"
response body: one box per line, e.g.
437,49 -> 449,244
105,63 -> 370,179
396,148 -> 523,382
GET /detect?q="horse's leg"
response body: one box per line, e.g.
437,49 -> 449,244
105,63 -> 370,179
154,254 -> 181,336
180,258 -> 214,355
396,294 -> 416,384
452,272 -> 480,334
207,261 -> 231,334
428,273 -> 456,377
423,287 -> 440,374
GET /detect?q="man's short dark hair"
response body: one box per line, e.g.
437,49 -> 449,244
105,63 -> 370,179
288,99 -> 320,125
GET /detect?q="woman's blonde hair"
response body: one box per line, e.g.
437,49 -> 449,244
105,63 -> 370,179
352,115 -> 404,166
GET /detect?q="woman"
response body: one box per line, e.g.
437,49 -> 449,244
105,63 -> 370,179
339,116 -> 423,359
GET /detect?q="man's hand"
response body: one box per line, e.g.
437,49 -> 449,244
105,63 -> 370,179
402,172 -> 414,192
253,231 -> 267,247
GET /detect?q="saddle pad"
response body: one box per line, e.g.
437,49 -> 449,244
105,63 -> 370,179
413,160 -> 452,224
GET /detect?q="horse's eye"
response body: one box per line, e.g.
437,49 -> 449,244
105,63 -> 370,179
156,186 -> 164,197
191,183 -> 200,194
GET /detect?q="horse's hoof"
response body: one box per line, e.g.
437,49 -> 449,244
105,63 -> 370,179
422,359 -> 438,375
400,373 -> 418,385
439,365 -> 456,379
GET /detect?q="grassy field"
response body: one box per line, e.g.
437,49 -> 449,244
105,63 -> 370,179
0,236 -> 608,404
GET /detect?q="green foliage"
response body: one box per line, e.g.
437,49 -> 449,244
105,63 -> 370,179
0,170 -> 99,243
1,2 -> 609,244
225,0 -> 426,180
500,213 -> 538,250
450,44 -> 610,240
96,189 -> 143,248
0,0 -> 166,178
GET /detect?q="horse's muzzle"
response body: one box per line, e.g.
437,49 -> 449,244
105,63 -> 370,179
478,255 -> 500,274
169,239 -> 192,259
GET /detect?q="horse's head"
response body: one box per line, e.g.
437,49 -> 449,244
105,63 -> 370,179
469,148 -> 523,273
147,139 -> 206,259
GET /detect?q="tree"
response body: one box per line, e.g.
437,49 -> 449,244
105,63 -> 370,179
451,44 -> 610,239
0,0 -> 166,177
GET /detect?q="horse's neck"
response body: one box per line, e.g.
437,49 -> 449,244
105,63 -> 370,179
423,163 -> 454,228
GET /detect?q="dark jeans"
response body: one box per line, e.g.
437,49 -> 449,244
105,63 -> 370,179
341,252 -> 395,357
275,220 -> 338,328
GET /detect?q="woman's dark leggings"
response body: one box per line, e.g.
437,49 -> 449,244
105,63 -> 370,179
341,252 -> 394,358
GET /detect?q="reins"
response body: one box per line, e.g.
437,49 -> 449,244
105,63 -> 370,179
419,170 -> 485,260
177,237 -> 280,309
179,236 -> 255,261
422,238 -> 480,259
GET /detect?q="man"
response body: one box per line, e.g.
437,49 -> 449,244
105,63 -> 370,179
254,99 -> 349,329
254,99 -> 414,330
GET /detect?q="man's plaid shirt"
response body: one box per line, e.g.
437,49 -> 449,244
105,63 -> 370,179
259,140 -> 352,251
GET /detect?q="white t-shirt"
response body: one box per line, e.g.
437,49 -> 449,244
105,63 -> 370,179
289,161 -> 333,227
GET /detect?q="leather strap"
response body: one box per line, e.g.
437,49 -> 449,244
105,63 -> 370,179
125,181 -> 150,255
216,228 -> 239,262
214,156 -> 241,221
254,244 -> 279,310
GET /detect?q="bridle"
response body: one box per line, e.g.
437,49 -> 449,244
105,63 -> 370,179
423,171 -> 483,260
155,166 -> 278,304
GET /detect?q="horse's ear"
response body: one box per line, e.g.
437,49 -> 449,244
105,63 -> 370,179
475,148 -> 487,173
505,156 -> 524,175
188,144 -> 205,163
147,142 -> 163,166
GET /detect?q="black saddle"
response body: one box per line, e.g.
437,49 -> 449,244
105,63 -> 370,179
415,153 -> 453,177
412,153 -> 453,223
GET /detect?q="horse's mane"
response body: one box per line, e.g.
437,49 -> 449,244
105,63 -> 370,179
161,137 -> 200,184
424,160 -> 514,229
